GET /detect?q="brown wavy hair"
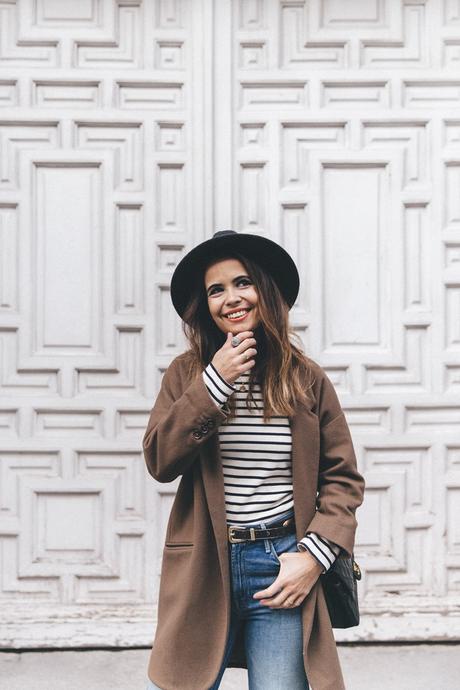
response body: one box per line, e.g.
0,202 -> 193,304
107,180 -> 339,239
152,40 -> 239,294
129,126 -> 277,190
180,251 -> 317,423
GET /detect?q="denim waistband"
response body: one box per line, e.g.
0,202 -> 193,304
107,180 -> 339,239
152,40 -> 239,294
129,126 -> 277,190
228,506 -> 295,530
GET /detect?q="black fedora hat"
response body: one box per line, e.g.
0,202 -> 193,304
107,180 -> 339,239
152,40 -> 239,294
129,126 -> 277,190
170,230 -> 300,321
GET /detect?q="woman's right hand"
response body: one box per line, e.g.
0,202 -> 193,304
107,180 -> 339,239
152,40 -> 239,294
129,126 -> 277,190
211,331 -> 257,385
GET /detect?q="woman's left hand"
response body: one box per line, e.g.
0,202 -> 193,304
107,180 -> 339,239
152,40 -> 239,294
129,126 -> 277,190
253,551 -> 323,608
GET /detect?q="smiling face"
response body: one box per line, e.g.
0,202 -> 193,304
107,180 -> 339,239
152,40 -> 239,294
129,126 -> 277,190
204,257 -> 260,335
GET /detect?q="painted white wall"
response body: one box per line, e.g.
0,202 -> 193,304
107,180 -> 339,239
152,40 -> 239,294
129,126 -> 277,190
0,0 -> 458,647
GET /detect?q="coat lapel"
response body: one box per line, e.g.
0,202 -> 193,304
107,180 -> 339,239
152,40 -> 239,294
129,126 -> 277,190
290,400 -> 321,539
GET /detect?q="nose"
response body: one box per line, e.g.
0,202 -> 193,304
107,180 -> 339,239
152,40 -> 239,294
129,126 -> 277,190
225,287 -> 243,305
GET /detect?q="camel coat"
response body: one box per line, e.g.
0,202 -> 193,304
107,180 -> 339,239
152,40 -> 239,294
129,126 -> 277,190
142,353 -> 365,690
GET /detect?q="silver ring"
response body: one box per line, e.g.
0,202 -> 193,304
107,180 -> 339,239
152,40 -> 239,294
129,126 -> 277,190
231,336 -> 241,347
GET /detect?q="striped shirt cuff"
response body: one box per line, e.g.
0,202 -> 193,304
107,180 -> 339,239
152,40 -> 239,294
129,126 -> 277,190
297,532 -> 341,573
202,362 -> 237,408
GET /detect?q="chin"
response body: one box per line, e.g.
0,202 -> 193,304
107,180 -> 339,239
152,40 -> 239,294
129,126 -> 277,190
230,319 -> 256,331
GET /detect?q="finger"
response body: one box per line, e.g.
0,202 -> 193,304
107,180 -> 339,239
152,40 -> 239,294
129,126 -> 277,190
234,331 -> 254,345
253,582 -> 282,599
261,589 -> 295,608
253,588 -> 274,599
290,592 -> 307,608
240,349 -> 255,361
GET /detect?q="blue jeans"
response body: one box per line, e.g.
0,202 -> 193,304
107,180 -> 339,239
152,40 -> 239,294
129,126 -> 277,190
147,507 -> 310,690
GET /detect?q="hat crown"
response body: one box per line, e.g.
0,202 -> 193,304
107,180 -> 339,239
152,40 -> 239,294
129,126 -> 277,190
212,230 -> 236,239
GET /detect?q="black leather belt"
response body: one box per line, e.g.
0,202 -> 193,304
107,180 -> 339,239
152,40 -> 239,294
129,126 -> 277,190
228,517 -> 295,544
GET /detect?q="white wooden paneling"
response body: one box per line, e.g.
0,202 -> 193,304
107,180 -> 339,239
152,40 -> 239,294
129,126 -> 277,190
0,0 -> 459,650
0,0 -> 209,647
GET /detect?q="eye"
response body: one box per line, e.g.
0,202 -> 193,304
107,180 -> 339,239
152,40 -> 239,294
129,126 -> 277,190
208,278 -> 252,296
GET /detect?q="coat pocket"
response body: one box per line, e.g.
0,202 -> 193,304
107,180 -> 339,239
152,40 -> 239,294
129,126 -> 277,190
164,542 -> 193,549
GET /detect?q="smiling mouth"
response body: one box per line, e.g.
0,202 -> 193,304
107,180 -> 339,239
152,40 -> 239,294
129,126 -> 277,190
223,308 -> 252,321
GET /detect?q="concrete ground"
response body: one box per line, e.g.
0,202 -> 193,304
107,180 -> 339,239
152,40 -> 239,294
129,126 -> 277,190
0,645 -> 457,689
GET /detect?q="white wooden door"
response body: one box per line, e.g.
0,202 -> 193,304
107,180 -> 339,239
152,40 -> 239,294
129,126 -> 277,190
0,0 -> 459,649
0,0 -> 210,647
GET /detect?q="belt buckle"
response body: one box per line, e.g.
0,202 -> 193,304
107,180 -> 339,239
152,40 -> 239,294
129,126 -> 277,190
228,526 -> 246,543
228,526 -> 257,543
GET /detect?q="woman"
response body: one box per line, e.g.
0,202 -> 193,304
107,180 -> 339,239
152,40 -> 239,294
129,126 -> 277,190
143,230 -> 365,690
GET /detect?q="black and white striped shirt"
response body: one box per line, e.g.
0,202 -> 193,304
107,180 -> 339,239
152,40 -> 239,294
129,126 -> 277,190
202,362 -> 340,573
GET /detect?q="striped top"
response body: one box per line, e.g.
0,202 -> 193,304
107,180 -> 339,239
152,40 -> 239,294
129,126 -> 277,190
202,362 -> 341,573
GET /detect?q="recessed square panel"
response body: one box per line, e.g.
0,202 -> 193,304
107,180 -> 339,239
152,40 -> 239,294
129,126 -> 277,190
36,492 -> 101,562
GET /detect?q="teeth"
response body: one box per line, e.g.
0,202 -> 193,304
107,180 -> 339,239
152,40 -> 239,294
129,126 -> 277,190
226,309 -> 249,319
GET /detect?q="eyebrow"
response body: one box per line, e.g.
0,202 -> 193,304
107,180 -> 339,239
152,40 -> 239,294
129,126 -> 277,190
206,274 -> 250,294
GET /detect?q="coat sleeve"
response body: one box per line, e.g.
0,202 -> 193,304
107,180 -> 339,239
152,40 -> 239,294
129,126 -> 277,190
142,357 -> 229,483
305,370 -> 365,559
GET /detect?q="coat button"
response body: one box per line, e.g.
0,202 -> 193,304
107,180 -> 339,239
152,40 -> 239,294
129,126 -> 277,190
206,419 -> 214,429
192,428 -> 202,439
200,423 -> 209,434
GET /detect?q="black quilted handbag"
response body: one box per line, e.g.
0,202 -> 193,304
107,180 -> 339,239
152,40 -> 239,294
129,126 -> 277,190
320,552 -> 361,628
